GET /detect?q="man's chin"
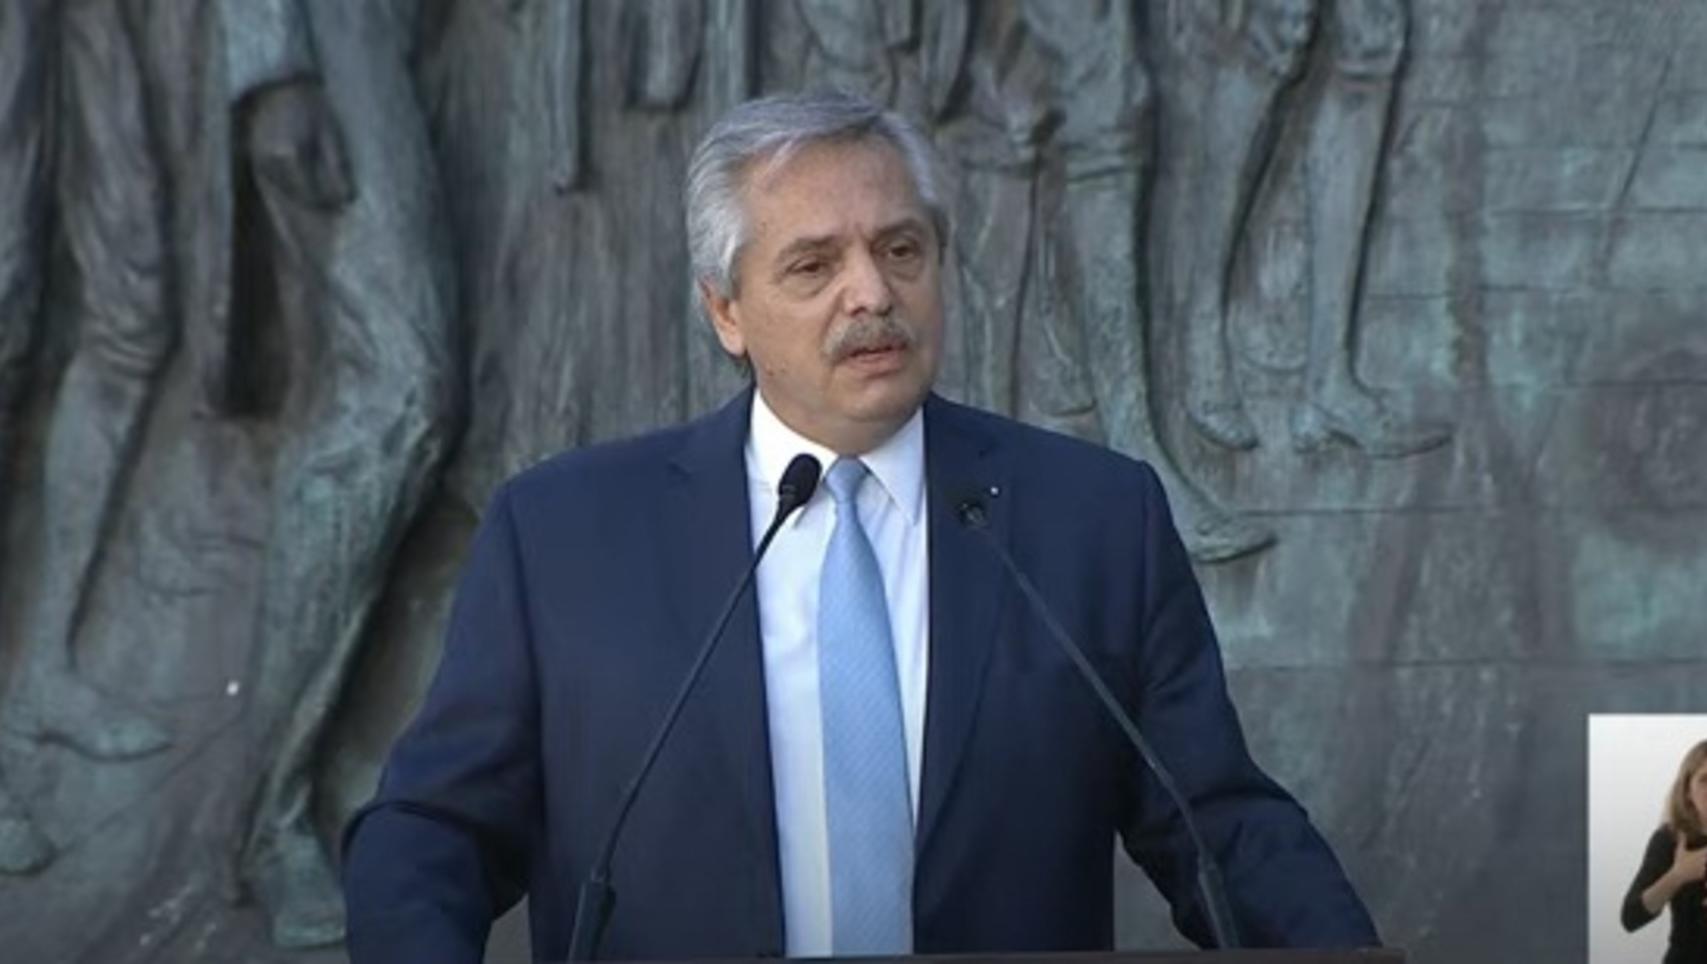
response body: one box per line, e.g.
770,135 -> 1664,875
842,379 -> 931,426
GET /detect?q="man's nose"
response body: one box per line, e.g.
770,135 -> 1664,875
840,249 -> 895,316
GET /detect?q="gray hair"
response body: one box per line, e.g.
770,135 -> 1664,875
685,91 -> 949,298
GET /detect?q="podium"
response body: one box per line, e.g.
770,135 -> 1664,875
526,953 -> 1404,964
880,948 -> 1399,955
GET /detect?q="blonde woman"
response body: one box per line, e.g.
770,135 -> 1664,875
1623,739 -> 1707,962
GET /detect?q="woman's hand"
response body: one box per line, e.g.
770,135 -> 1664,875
1669,836 -> 1707,887
1641,835 -> 1706,917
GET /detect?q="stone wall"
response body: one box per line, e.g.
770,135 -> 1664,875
0,2 -> 1701,962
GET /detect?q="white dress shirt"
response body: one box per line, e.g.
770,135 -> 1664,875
745,392 -> 930,958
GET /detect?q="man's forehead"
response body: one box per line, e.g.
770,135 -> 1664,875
740,142 -> 927,245
749,140 -> 919,204
749,134 -> 904,185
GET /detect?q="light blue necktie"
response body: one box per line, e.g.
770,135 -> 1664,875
818,458 -> 913,954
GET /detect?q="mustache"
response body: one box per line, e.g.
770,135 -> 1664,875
823,314 -> 917,362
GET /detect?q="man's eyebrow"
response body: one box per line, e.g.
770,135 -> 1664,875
874,216 -> 931,240
772,234 -> 839,266
770,216 -> 934,271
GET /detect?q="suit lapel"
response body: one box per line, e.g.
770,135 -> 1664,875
659,388 -> 784,949
917,395 -> 1011,854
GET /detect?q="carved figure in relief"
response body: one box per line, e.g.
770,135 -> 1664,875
930,0 -> 1273,562
1,0 -> 178,770
1164,0 -> 1449,456
193,0 -> 461,947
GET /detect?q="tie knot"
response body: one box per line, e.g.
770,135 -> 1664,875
825,458 -> 869,505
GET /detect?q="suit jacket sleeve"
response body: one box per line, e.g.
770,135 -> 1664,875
342,483 -> 543,964
1118,464 -> 1379,948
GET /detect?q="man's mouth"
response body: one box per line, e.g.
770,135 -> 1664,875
838,340 -> 910,372
848,342 -> 904,358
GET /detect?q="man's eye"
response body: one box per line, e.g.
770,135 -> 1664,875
887,241 -> 920,260
791,258 -> 829,276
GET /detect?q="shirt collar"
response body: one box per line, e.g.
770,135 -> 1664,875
746,390 -> 926,526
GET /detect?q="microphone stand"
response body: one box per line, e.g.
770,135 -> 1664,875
566,455 -> 821,961
956,496 -> 1242,950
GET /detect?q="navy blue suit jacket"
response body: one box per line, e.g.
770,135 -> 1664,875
343,391 -> 1378,962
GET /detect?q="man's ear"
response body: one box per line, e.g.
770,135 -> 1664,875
699,279 -> 746,358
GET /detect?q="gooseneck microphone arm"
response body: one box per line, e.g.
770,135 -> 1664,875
566,454 -> 823,962
953,494 -> 1242,950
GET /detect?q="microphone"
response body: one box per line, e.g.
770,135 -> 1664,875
567,453 -> 822,961
952,491 -> 1243,950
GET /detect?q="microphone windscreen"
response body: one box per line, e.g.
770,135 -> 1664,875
950,488 -> 990,528
778,454 -> 822,510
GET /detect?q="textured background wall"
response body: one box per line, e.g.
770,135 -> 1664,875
0,1 -> 1703,962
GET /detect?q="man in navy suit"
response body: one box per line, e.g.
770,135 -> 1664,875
342,91 -> 1378,962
